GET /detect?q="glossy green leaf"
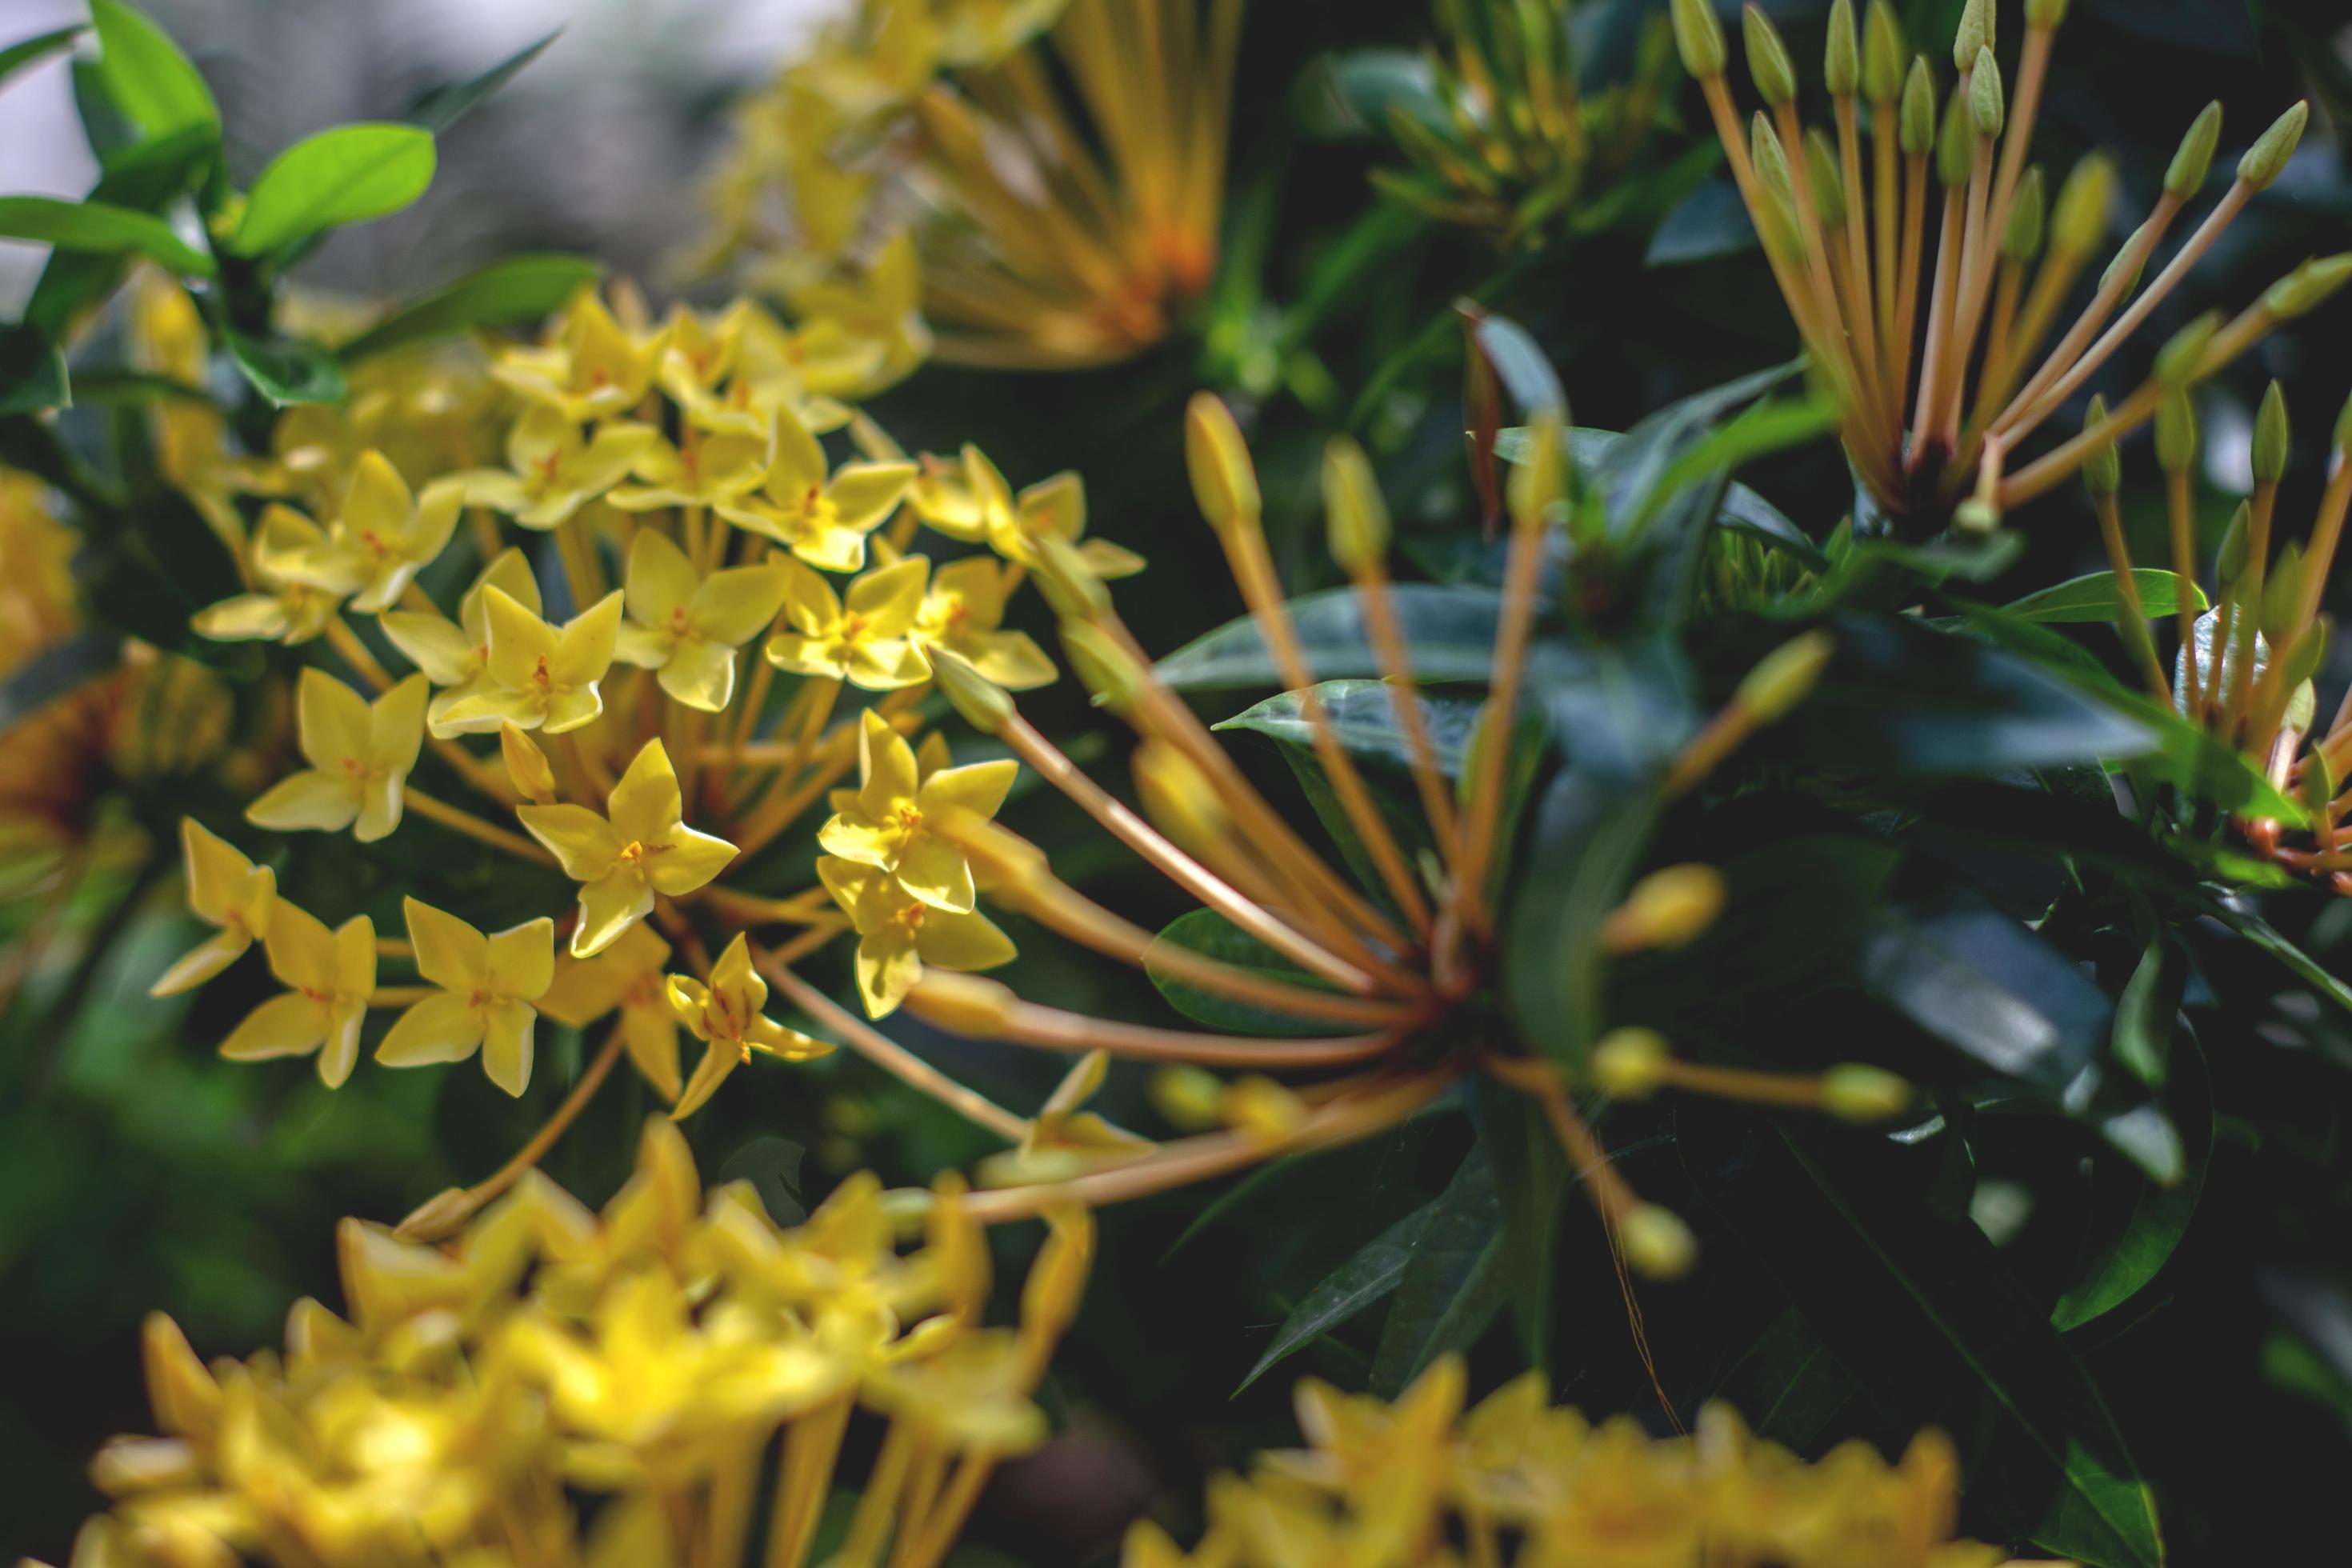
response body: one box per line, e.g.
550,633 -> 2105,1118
1216,680 -> 1481,774
1471,1078 -> 1570,1367
0,194 -> 214,275
1292,48 -> 1446,138
229,123 -> 436,258
1237,1201 -> 1433,1392
1145,909 -> 1352,1038
1155,584 -> 1504,690
2111,937 -> 2178,1090
1369,1146 -> 1506,1396
2102,687 -> 2306,826
89,0 -> 218,141
409,30 -> 561,135
338,253 -> 600,362
2003,570 -> 2209,624
0,24 -> 84,94
1462,307 -> 1562,415
226,327 -> 347,406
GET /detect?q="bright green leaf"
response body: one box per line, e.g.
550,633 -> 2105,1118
1216,680 -> 1481,774
2004,570 -> 2209,624
0,24 -> 84,94
225,327 -> 346,406
229,122 -> 436,258
89,0 -> 218,141
0,194 -> 214,275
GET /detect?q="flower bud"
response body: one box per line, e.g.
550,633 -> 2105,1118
1967,46 -> 2003,138
499,722 -> 557,804
2154,389 -> 2197,474
2238,101 -> 2308,192
1030,532 -> 1108,620
1593,1027 -> 1673,1098
1899,58 -> 1937,154
2216,500 -> 2252,586
2262,254 -> 2352,320
2001,166 -> 2046,262
2026,0 -> 2070,25
1184,392 -> 1259,530
2284,617 -> 2329,690
1862,2 -> 1905,105
1935,86 -> 1974,187
1322,436 -> 1391,572
1622,1203 -> 1698,1279
1736,629 -> 1835,721
1670,0 -> 1728,78
394,1186 -> 483,1243
1060,618 -> 1146,713
929,647 -> 1015,734
1953,498 -> 2001,535
975,1147 -> 1090,1189
1824,0 -> 1859,94
1805,129 -> 1847,227
1132,738 -> 1229,855
2302,747 -> 2336,822
2082,396 -> 2122,497
1742,5 -> 1798,106
1752,114 -> 1794,206
1822,1063 -> 1913,1121
2152,310 -> 2221,388
1951,0 -> 1993,72
2254,382 -> 2290,485
905,972 -> 1018,1038
938,810 -> 1050,892
1610,864 -> 1728,950
2261,543 -> 2305,643
2164,102 -> 2223,198
2050,153 -> 2114,256
1507,406 -> 1570,535
1224,1075 -> 1307,1142
1151,1065 -> 1226,1130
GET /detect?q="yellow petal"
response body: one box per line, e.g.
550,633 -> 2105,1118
404,896 -> 486,991
816,811 -> 895,868
468,548 -> 542,630
1015,470 -> 1085,546
247,770 -> 362,834
929,556 -> 1006,629
845,637 -> 930,690
573,869 -> 654,958
370,674 -> 430,774
263,900 -> 337,993
622,1005 -> 682,1102
971,631 -> 1057,690
645,823 -> 738,896
487,918 -> 556,1000
708,932 -> 763,1006
624,529 -> 698,628
334,914 -> 377,999
614,621 -> 674,670
854,931 -> 922,1018
318,1002 -> 364,1087
552,591 -> 624,687
438,685 -> 546,734
607,738 -> 682,846
517,803 -> 623,880
791,524 -> 869,574
378,610 -> 476,686
181,818 -> 254,925
481,1000 -> 536,1096
377,991 -> 486,1066
670,1038 -> 738,1120
778,557 -> 842,635
918,758 -> 1017,820
914,907 -> 1017,972
482,586 -> 558,690
191,593 -> 293,642
826,462 -> 916,534
748,1016 -> 833,1061
340,450 -> 414,546
296,666 -> 371,772
656,637 -> 737,712
858,708 -> 919,812
576,422 -> 660,494
542,684 -> 604,734
220,992 -> 326,1061
151,928 -> 253,997
845,557 -> 929,636
895,834 -> 975,914
353,770 -> 405,842
762,630 -> 836,678
690,562 -> 791,646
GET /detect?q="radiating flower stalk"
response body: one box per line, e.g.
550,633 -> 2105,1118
1667,0 -> 2342,526
699,0 -> 1240,369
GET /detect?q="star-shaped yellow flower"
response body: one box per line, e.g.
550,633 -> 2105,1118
246,670 -> 428,843
438,586 -> 624,735
378,548 -> 542,738
818,855 -> 1016,1018
611,531 -> 790,712
327,451 -> 464,614
538,922 -> 682,1102
491,291 -> 668,422
606,427 -> 773,513
459,406 -> 658,530
913,556 -> 1055,690
191,505 -> 365,646
376,898 -> 556,1097
218,901 -> 376,1088
818,709 -> 1015,913
1025,1049 -> 1152,1159
518,738 -> 738,958
151,819 -> 277,996
714,406 -> 914,573
935,447 -> 1146,578
764,557 -> 930,690
666,933 -> 833,1118
654,299 -> 753,406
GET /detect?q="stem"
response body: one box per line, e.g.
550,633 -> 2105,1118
2169,467 -> 2202,724
917,989 -> 1405,1070
404,787 -> 558,863
1457,510 -> 1546,938
2094,491 -> 2171,702
1348,558 -> 1459,858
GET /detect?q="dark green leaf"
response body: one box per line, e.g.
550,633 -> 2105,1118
0,194 -> 214,275
226,328 -> 347,406
1842,530 -> 2028,587
2110,938 -> 2178,1090
2002,570 -> 2208,624
2098,687 -> 2305,825
409,30 -> 561,136
1369,1146 -> 1506,1395
1155,584 -> 1503,690
1619,834 -> 1899,1006
1590,360 -> 1801,534
62,368 -> 213,407
21,125 -> 218,338
1216,680 -> 1480,774
229,123 -> 437,258
1646,177 -> 1760,265
1710,1306 -> 1865,1450
89,0 -> 218,141
338,252 -> 600,362
1145,909 -> 1352,1038
1526,633 -> 1698,781
2198,903 -> 2352,1016
0,24 -> 84,94
1462,307 -> 1563,415
1631,393 -> 1839,534
0,326 -> 69,414
1505,769 -> 1658,1067
1471,1078 -> 1570,1368
1237,1201 -> 1433,1392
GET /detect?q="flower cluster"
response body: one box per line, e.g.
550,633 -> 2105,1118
46,1117 -> 1093,1568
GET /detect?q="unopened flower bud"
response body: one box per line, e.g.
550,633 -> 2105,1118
1184,392 -> 1259,530
2082,396 -> 2122,497
1742,5 -> 1798,106
1862,1 -> 1905,105
1805,130 -> 1847,227
1952,498 -> 2001,535
394,1186 -> 482,1243
1951,0 -> 1993,71
2026,0 -> 2070,26
1751,113 -> 1794,206
2050,153 -> 2114,255
1593,1027 -> 1672,1098
2001,166 -> 2045,262
1967,47 -> 2002,138
1622,1202 -> 1698,1279
975,1147 -> 1090,1189
2238,101 -> 2308,192
1824,0 -> 1859,94
1224,1075 -> 1307,1142
2216,500 -> 2252,586
1735,629 -> 1835,722
1935,87 -> 1974,187
2254,382 -> 2290,485
1507,406 -> 1570,534
2154,390 -> 2197,473
2153,310 -> 2220,388
2262,254 -> 2352,320
2284,617 -> 2330,690
1060,618 -> 1146,713
499,722 -> 557,804
929,647 -> 1014,734
1132,739 -> 1228,855
2302,749 -> 2336,822
2100,224 -> 2150,298
906,972 -> 1018,1038
1899,58 -> 1936,156
1030,532 -> 1108,620
1151,1065 -> 1226,1130
1322,436 -> 1391,572
1610,864 -> 1728,950
938,808 -> 1050,891
2261,543 -> 2305,643
2165,102 -> 2223,198
1822,1063 -> 1913,1121
1670,0 -> 1728,78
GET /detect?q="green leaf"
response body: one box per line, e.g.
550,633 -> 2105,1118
89,0 -> 218,141
62,368 -> 213,407
229,123 -> 437,258
1145,909 -> 1351,1038
0,326 -> 69,414
1710,1306 -> 1864,1451
21,125 -> 218,338
2198,903 -> 2352,1017
226,327 -> 347,406
1505,769 -> 1659,1067
2003,570 -> 2208,624
338,252 -> 600,362
2110,937 -> 2178,1090
1631,392 -> 1839,534
1617,834 -> 1899,1009
1369,1146 -> 1506,1395
0,194 -> 214,275
1155,584 -> 1503,690
1237,1201 -> 1433,1392
1291,49 -> 1446,139
1470,1078 -> 1572,1368
1216,680 -> 1481,774
409,30 -> 561,135
1462,307 -> 1563,415
2099,686 -> 2306,826
0,24 -> 84,94
2051,1033 -> 2207,1332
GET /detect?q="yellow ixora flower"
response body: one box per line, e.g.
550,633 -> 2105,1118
818,854 -> 1016,1018
218,900 -> 376,1087
819,708 -> 1015,913
606,425 -> 774,512
612,530 -> 790,712
765,555 -> 931,689
918,446 -> 1142,578
325,450 -> 464,613
378,547 -> 542,737
714,403 -> 914,572
491,290 -> 669,422
538,921 -> 682,1101
376,897 -> 556,1097
914,555 -> 1055,689
150,818 -> 277,996
438,585 -> 624,735
666,932 -> 833,1118
458,404 -> 659,530
246,669 -> 429,843
190,504 -> 364,645
518,738 -> 738,958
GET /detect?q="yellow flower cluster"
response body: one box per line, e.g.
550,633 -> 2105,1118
1126,1357 -> 2042,1568
698,0 -> 1238,369
49,1118 -> 1094,1568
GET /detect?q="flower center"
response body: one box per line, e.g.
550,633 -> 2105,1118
532,654 -> 554,692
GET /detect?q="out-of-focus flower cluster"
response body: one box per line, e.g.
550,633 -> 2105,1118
50,1118 -> 1092,1568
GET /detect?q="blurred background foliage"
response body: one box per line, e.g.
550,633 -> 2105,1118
6,0 -> 2352,1562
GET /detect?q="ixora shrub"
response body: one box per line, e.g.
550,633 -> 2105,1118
7,0 -> 2352,1564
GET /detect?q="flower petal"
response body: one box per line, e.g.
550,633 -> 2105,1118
826,462 -> 915,534
970,631 -> 1057,690
918,759 -> 1017,820
622,1005 -> 683,1102
318,1003 -> 363,1087
553,591 -> 624,688
405,897 -> 487,991
487,918 -> 556,1001
670,1038 -> 738,1120
378,610 -> 477,686
914,908 -> 1017,972
624,529 -> 698,628
816,812 -> 894,868
518,804 -> 623,880
377,991 -> 487,1066
481,1000 -> 536,1096
482,586 -> 558,690
573,870 -> 654,958
646,823 -> 738,896
181,818 -> 254,924
895,834 -> 975,914
607,738 -> 682,846
656,637 -> 737,712
370,674 -> 430,775
296,667 -> 372,772
221,993 -> 326,1061
262,900 -> 337,993
151,928 -> 252,997
247,770 -> 362,834
690,562 -> 791,646
844,557 -> 929,636
854,932 -> 922,1018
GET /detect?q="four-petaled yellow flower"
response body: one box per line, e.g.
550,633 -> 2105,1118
914,556 -> 1055,689
715,405 -> 914,572
328,450 -> 465,613
376,897 -> 556,1097
820,709 -> 1015,913
519,738 -> 738,958
439,586 -> 624,734
612,530 -> 790,712
151,819 -> 276,996
191,504 -> 363,645
765,556 -> 930,689
538,922 -> 683,1102
459,405 -> 658,530
378,548 -> 542,737
606,427 -> 773,512
666,932 -> 833,1118
219,900 -> 376,1087
492,291 -> 667,422
911,447 -> 1142,578
818,856 -> 1016,1018
246,669 -> 429,843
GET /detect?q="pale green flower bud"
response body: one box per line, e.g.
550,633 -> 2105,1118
2101,224 -> 2150,298
1321,437 -> 1391,572
2262,254 -> 2352,320
1059,618 -> 1146,713
929,647 -> 1014,734
1951,0 -> 1993,73
2216,500 -> 2251,586
2001,166 -> 2046,262
1030,533 -> 1108,620
1593,1027 -> 1672,1098
2152,310 -> 2221,388
1614,864 -> 1727,950
1670,0 -> 1728,78
1184,391 -> 1259,531
1743,5 -> 1798,106
1968,46 -> 2003,138
1862,1 -> 1905,106
1736,629 -> 1835,721
1752,113 -> 1794,206
2082,396 -> 2122,497
1623,1204 -> 1698,1279
2165,102 -> 2223,198
2238,102 -> 2308,192
1805,129 -> 1847,227
1953,498 -> 2001,534
2050,153 -> 2114,255
2284,618 -> 2329,690
2262,543 -> 2305,642
1825,0 -> 1859,95
1823,1063 -> 1913,1121
2254,382 -> 2290,485
1506,406 -> 1571,535
1935,86 -> 1974,186
2154,390 -> 2196,474
1899,58 -> 1937,155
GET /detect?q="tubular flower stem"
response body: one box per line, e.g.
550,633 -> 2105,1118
1967,19 -> 2056,356
2091,490 -> 2171,701
402,788 -> 558,865
1457,490 -> 1551,938
1990,192 -> 2185,440
906,976 -> 1406,1070
1343,551 -> 1460,857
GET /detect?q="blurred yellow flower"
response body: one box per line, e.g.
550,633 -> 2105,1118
538,922 -> 683,1101
666,931 -> 833,1118
150,819 -> 276,997
518,738 -> 738,957
764,556 -> 931,689
913,556 -> 1056,688
378,547 -> 542,736
607,426 -> 774,512
458,405 -> 658,530
376,896 -> 557,1097
325,450 -> 464,612
612,530 -> 790,711
439,585 -> 624,734
492,290 -> 668,422
218,900 -> 376,1088
245,669 -> 429,843
190,504 -> 363,645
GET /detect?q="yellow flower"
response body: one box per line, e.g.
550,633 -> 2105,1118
611,530 -> 791,711
911,446 -> 1142,578
764,556 -> 931,689
786,230 -> 931,389
376,547 -> 542,737
491,290 -> 667,422
246,669 -> 429,843
326,450 -> 465,613
914,555 -> 1055,688
714,404 -> 914,572
438,585 -> 624,734
538,922 -> 683,1101
653,298 -> 753,404
218,900 -> 376,1088
818,854 -> 1016,1017
1024,1049 -> 1151,1158
459,405 -> 659,530
818,708 -> 1015,912
932,0 -> 1071,66
151,818 -> 277,996
190,504 -> 364,645
666,932 -> 834,1118
606,426 -> 774,512
518,738 -> 738,958
376,897 -> 556,1097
